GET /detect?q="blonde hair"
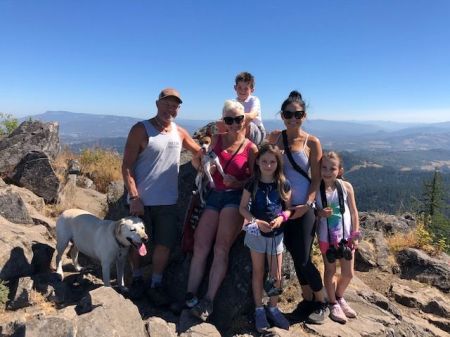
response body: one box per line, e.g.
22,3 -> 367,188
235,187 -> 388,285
222,100 -> 244,116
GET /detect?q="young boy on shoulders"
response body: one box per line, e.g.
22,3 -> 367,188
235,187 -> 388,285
217,72 -> 266,145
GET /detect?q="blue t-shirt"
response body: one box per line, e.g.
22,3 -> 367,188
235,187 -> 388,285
244,179 -> 291,237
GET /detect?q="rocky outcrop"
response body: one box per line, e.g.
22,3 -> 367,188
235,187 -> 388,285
396,248 -> 450,293
0,189 -> 33,224
58,176 -> 107,218
10,151 -> 61,203
390,282 -> 449,318
360,212 -> 416,234
0,216 -> 54,281
0,120 -> 60,174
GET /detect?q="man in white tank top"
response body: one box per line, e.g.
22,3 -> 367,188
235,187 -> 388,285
122,88 -> 200,302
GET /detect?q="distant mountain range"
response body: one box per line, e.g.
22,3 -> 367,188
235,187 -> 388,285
20,111 -> 450,214
24,111 -> 450,153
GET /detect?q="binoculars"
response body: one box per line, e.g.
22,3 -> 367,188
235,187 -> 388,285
326,239 -> 353,263
264,276 -> 283,297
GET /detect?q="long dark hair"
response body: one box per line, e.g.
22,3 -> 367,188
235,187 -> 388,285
251,143 -> 290,201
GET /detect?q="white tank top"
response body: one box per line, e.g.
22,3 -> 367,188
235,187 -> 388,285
131,120 -> 182,205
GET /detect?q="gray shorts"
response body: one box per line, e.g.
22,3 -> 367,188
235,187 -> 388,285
249,123 -> 266,146
244,232 -> 284,255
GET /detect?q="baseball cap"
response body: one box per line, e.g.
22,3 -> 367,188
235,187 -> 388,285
158,88 -> 182,103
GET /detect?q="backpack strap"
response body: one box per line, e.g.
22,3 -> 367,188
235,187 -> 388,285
281,130 -> 311,183
321,179 -> 347,244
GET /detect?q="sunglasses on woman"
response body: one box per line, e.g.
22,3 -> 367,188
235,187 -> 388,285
282,110 -> 305,119
223,115 -> 245,125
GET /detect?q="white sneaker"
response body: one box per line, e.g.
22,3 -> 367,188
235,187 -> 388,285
330,303 -> 347,324
337,297 -> 357,318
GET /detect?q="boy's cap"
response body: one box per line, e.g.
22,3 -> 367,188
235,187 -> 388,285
158,88 -> 182,103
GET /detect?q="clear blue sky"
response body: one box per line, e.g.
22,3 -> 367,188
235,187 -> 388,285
1,0 -> 449,123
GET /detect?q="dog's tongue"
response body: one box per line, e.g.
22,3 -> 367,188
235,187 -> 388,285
138,243 -> 147,256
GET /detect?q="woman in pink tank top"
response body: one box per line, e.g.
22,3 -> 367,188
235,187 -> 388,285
186,100 -> 258,320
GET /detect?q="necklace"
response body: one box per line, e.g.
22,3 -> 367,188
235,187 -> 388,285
152,116 -> 171,133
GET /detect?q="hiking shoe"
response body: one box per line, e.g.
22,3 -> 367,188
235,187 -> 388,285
337,297 -> 357,318
288,299 -> 315,320
329,303 -> 347,324
190,298 -> 213,321
128,276 -> 145,299
146,286 -> 171,307
307,302 -> 329,324
266,306 -> 290,330
255,307 -> 269,333
185,292 -> 199,308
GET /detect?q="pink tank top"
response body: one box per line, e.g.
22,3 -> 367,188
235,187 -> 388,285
211,135 -> 252,191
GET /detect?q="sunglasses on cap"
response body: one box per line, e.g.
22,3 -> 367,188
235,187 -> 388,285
282,110 -> 306,119
223,115 -> 245,125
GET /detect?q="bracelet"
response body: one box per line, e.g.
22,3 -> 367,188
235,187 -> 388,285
351,231 -> 362,240
278,211 -> 289,222
129,195 -> 140,201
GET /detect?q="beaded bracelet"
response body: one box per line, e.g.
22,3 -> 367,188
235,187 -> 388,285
278,211 -> 289,222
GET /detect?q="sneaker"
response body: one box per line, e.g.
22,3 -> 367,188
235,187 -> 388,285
146,286 -> 171,307
266,306 -> 290,330
307,302 -> 329,324
190,298 -> 213,321
185,292 -> 199,308
254,307 -> 269,333
289,299 -> 315,320
329,303 -> 347,324
128,276 -> 145,299
337,297 -> 357,318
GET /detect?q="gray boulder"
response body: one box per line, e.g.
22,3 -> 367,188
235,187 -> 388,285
354,240 -> 377,272
0,189 -> 33,224
396,248 -> 450,293
1,184 -> 46,212
390,282 -> 449,318
7,276 -> 34,310
22,316 -> 75,337
360,212 -> 416,234
0,120 -> 60,174
0,216 -> 54,280
76,287 -> 147,337
11,151 -> 60,203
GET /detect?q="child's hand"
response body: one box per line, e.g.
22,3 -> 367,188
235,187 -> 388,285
257,219 -> 272,233
270,216 -> 283,229
318,207 -> 332,218
349,238 -> 359,250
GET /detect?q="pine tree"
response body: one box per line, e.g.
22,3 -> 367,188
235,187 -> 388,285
420,169 -> 450,252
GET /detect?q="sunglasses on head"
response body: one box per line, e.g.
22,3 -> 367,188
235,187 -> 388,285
282,110 -> 305,119
223,115 -> 245,125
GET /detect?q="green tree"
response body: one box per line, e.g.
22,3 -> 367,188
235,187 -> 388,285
419,169 -> 450,252
0,112 -> 19,136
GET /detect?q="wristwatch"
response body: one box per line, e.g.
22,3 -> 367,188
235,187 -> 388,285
306,200 -> 316,210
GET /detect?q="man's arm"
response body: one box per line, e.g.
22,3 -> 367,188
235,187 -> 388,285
122,123 -> 146,215
178,125 -> 202,169
178,125 -> 201,154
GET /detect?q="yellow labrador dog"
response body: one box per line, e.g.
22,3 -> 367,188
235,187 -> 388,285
55,209 -> 148,290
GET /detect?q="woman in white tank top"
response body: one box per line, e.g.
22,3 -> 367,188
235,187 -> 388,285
268,90 -> 328,323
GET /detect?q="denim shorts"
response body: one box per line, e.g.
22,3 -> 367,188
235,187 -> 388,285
244,232 -> 284,255
205,189 -> 242,212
